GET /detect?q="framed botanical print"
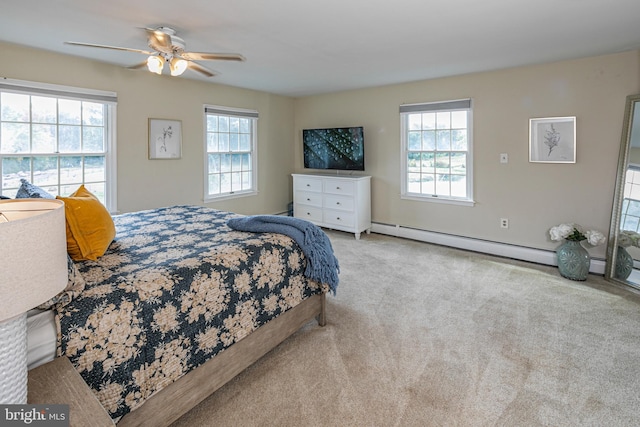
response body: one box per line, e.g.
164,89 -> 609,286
149,119 -> 182,159
529,116 -> 576,163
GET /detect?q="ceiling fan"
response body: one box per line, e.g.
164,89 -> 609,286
65,26 -> 245,77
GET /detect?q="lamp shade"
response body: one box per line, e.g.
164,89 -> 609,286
0,199 -> 67,321
170,57 -> 188,76
147,55 -> 164,75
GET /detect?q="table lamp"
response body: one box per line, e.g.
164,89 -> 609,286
0,199 -> 67,404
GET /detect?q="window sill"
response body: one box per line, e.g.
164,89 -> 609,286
203,190 -> 258,203
401,194 -> 475,207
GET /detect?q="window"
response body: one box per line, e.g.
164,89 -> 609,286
400,99 -> 473,205
0,79 -> 117,211
621,165 -> 640,232
204,105 -> 258,200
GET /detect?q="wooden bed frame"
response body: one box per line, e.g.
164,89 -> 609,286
118,292 -> 326,427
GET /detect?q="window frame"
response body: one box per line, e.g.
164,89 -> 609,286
621,164 -> 640,232
203,104 -> 258,202
400,98 -> 474,206
0,78 -> 117,212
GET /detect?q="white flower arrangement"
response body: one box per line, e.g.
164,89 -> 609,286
549,223 -> 606,246
618,230 -> 640,248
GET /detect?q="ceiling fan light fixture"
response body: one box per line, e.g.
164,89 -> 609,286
147,55 -> 164,74
170,57 -> 188,76
66,27 -> 238,78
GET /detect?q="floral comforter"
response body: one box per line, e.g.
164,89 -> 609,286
54,205 -> 327,422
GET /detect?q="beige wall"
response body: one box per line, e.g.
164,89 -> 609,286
294,51 -> 640,258
0,41 -> 295,215
4,40 -> 639,259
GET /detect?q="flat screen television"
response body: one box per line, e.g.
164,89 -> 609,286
303,126 -> 365,171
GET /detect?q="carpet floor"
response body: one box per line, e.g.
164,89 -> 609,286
172,231 -> 640,426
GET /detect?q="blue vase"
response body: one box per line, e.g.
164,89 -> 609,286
556,240 -> 590,281
615,246 -> 633,280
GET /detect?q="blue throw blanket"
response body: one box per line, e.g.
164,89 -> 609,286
228,215 -> 339,294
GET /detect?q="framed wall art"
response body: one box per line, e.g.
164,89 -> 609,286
149,119 -> 182,159
529,116 -> 576,163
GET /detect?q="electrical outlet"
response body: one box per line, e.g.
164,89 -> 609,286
500,153 -> 508,164
500,218 -> 509,229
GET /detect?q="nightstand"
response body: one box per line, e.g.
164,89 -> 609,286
28,356 -> 114,426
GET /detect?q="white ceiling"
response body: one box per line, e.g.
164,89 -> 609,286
2,0 -> 640,97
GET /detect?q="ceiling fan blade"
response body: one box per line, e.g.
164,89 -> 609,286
187,61 -> 217,77
127,61 -> 149,70
65,41 -> 153,55
145,28 -> 173,54
180,52 -> 246,62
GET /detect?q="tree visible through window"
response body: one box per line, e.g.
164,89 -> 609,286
0,80 -> 116,210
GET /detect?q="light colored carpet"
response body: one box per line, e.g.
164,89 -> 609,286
172,231 -> 640,426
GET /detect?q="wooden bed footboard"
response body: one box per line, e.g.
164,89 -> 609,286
118,292 -> 326,427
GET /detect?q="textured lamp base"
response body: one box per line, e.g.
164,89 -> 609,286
0,313 -> 27,404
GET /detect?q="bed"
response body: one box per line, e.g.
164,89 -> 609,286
27,205 -> 336,426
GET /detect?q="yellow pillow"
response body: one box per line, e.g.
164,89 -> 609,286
57,185 -> 115,261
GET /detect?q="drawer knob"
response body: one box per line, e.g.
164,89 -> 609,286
336,186 -> 341,190
306,184 -> 310,187
337,217 -> 341,220
307,198 -> 311,201
307,212 -> 311,215
336,202 -> 341,205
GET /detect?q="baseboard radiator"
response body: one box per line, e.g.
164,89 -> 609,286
370,222 -> 606,275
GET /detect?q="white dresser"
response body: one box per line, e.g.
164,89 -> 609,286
292,174 -> 371,239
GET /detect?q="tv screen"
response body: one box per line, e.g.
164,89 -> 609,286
303,127 -> 365,171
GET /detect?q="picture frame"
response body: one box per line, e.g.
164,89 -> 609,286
529,116 -> 576,163
149,119 -> 182,159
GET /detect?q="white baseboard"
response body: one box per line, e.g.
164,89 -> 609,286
370,222 -> 606,275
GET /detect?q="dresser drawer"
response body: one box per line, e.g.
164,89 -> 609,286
294,204 -> 323,222
295,191 -> 323,207
323,194 -> 354,212
323,210 -> 355,227
323,179 -> 356,196
294,176 -> 322,192
292,173 -> 370,239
